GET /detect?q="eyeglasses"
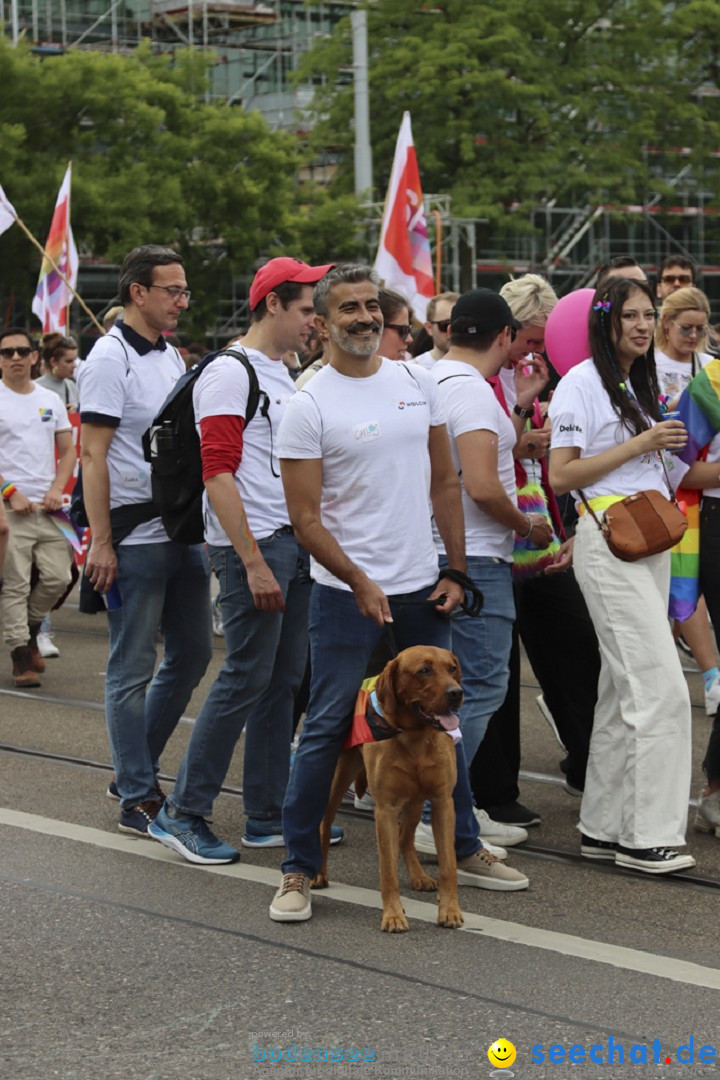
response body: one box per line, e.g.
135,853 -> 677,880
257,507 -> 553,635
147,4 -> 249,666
431,319 -> 451,332
0,346 -> 33,359
146,284 -> 192,302
672,320 -> 708,338
662,274 -> 692,286
385,323 -> 412,339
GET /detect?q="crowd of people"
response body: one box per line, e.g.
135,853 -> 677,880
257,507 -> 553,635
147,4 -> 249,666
1,245 -> 719,924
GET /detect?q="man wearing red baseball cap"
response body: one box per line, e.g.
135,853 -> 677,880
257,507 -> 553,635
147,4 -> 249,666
148,255 -> 335,865
249,257 -> 336,312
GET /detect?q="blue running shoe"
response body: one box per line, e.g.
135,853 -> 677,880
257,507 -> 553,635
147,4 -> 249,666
118,799 -> 162,837
148,804 -> 240,865
241,819 -> 345,849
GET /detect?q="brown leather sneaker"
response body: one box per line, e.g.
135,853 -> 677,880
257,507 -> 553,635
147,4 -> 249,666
11,646 -> 42,688
28,626 -> 46,674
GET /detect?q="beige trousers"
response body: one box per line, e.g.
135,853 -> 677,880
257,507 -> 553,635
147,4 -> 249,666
1,509 -> 72,650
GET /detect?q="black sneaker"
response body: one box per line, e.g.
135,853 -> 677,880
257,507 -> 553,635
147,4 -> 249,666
118,799 -> 162,837
580,834 -> 617,861
483,801 -> 541,827
615,846 -> 696,874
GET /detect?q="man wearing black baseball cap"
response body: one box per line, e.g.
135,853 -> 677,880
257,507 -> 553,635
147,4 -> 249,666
425,287 -> 552,851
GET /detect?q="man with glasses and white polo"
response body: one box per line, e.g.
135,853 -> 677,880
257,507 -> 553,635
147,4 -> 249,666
413,291 -> 459,370
77,245 -> 212,837
0,327 -> 75,688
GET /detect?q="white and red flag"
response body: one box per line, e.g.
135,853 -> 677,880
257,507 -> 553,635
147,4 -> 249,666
0,183 -> 17,237
374,112 -> 434,322
32,163 -> 78,333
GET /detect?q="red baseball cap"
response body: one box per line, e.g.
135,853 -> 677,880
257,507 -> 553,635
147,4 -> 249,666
249,257 -> 335,311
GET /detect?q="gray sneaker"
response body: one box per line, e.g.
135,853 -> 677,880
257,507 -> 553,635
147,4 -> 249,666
269,873 -> 312,922
456,849 -> 529,891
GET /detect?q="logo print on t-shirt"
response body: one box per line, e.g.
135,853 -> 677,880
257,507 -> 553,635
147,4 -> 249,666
397,399 -> 426,410
38,408 -> 54,422
354,420 -> 381,442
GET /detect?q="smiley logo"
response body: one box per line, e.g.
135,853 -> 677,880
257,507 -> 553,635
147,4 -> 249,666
488,1039 -> 517,1068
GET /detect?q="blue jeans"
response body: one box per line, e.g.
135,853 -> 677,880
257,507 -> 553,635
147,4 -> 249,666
170,530 -> 311,820
445,555 -> 515,766
282,583 -> 481,878
106,542 -> 212,809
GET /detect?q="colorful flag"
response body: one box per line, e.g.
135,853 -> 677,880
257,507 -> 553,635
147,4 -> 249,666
675,360 -> 720,464
0,183 -> 17,237
32,164 -> 78,333
669,487 -> 701,622
374,112 -> 434,323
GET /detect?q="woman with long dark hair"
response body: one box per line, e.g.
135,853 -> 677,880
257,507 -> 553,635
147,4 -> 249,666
549,277 -> 695,874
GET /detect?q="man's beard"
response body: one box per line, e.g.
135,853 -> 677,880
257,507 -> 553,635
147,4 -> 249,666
328,320 -> 382,357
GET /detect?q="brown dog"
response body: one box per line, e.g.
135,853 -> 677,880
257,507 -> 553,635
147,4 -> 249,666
314,645 -> 464,933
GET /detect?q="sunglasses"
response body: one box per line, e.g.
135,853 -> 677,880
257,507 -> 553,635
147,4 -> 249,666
662,274 -> 692,286
0,346 -> 34,359
431,319 -> 452,332
385,323 -> 412,338
672,321 -> 708,338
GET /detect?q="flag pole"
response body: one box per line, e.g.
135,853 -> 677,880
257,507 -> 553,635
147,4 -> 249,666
10,207 -> 104,334
65,160 -> 72,334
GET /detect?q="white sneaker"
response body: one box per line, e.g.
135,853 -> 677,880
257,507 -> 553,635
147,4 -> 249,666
705,675 -> 720,717
37,632 -> 59,658
354,790 -> 375,811
414,820 -> 506,860
473,807 -> 528,846
695,790 -> 720,838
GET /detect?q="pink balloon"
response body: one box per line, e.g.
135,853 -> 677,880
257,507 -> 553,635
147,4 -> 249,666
544,288 -> 594,376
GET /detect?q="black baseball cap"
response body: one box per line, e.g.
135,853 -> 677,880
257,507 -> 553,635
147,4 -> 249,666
450,289 -> 522,334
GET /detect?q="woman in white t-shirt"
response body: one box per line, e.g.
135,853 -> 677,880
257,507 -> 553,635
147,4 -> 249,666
549,277 -> 695,875
654,287 -> 720,718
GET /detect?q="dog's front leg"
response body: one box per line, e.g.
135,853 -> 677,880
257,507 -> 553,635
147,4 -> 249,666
400,799 -> 437,891
375,804 -> 409,932
430,795 -> 463,929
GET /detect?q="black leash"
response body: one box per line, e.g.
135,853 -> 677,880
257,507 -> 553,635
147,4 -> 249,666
382,569 -> 483,658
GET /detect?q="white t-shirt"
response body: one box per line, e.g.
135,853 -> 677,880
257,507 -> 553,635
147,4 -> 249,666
432,359 -> 517,561
77,324 -> 184,545
277,358 -> 444,593
655,350 -> 720,497
412,350 -> 437,371
192,349 -> 295,545
0,382 -> 71,502
549,359 -> 686,503
655,349 -> 712,401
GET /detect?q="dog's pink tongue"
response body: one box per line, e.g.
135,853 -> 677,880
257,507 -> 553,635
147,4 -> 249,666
436,711 -> 460,732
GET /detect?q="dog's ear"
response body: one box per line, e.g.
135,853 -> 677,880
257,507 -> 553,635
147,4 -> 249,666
451,651 -> 462,682
375,656 -> 399,716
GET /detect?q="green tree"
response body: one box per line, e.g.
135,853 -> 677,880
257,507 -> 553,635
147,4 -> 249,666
299,0 -> 720,226
0,39 -> 359,334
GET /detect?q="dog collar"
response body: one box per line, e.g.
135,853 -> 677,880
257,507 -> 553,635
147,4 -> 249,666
366,690 -> 398,741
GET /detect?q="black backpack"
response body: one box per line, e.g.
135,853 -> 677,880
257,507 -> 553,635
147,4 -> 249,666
142,348 -> 267,544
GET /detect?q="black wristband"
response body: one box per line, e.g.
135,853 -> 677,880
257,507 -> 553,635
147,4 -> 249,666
436,568 -> 484,618
513,403 -> 533,420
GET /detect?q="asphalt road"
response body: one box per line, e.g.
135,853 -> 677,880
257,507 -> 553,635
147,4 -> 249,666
2,593 -> 720,1080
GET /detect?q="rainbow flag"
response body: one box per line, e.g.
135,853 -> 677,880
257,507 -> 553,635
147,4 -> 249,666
669,489 -> 700,621
31,164 -> 78,333
668,364 -> 720,620
676,360 -> 720,464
